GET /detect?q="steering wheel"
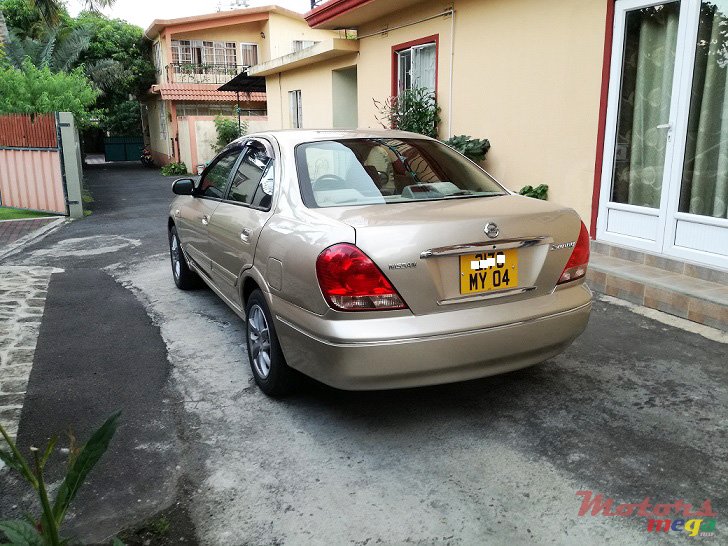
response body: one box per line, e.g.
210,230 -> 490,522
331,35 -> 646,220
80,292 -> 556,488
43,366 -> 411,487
312,174 -> 346,192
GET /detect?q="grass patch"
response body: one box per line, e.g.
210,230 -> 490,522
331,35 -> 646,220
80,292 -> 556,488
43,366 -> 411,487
0,206 -> 56,221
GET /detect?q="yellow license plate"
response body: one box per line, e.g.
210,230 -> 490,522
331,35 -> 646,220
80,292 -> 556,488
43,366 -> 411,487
460,249 -> 519,294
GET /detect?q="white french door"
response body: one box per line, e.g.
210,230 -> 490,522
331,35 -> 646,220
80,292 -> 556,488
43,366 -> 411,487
598,0 -> 728,269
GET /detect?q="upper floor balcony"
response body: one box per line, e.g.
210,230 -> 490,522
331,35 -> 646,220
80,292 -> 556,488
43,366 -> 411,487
166,63 -> 249,85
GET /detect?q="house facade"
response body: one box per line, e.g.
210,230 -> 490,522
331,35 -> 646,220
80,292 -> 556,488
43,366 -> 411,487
143,5 -> 342,171
251,0 -> 728,277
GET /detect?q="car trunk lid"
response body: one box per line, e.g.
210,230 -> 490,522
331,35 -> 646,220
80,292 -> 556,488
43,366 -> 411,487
315,194 -> 583,316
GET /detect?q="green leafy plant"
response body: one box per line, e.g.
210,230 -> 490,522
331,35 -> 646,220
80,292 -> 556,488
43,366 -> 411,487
161,162 -> 187,176
0,411 -> 121,546
519,184 -> 549,200
374,86 -> 441,138
442,135 -> 491,162
213,115 -> 246,151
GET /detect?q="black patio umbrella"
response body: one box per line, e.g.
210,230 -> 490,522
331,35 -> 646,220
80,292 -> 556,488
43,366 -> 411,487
218,73 -> 267,132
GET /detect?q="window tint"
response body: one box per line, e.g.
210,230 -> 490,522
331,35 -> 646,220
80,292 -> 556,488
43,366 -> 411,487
198,150 -> 240,198
228,145 -> 273,208
296,138 -> 506,208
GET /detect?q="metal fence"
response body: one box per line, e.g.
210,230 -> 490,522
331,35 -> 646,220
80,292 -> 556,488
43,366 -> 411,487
167,63 -> 248,85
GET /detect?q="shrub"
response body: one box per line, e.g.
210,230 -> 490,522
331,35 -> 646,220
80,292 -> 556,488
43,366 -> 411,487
214,115 -> 247,151
0,412 -> 121,546
519,184 -> 549,200
442,135 -> 491,162
161,162 -> 187,176
374,87 -> 441,138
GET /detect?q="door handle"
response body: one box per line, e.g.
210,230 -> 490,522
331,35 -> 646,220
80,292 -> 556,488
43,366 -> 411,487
201,215 -> 209,226
240,227 -> 253,242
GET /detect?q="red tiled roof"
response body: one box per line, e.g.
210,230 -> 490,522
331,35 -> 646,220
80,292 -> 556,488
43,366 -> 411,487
150,84 -> 266,102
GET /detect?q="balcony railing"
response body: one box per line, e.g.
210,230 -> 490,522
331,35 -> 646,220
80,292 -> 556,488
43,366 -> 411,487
166,63 -> 248,85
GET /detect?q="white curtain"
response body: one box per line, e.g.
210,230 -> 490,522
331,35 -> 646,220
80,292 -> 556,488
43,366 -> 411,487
412,44 -> 436,94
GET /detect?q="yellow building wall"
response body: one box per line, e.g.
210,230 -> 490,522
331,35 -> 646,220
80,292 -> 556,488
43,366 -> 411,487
145,99 -> 171,161
354,0 -> 605,221
267,12 -> 346,59
170,23 -> 265,46
265,54 -> 359,130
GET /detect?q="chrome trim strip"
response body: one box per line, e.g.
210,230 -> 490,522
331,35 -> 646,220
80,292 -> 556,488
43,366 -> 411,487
437,286 -> 537,305
420,236 -> 551,258
275,300 -> 592,348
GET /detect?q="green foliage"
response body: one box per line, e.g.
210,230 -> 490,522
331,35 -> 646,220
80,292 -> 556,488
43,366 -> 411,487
4,26 -> 92,72
103,99 -> 141,136
73,11 -> 155,99
0,0 -> 68,40
519,184 -> 549,200
0,59 -> 98,122
161,162 -> 188,176
214,115 -> 246,151
442,135 -> 491,162
0,411 -> 121,546
374,87 -> 441,138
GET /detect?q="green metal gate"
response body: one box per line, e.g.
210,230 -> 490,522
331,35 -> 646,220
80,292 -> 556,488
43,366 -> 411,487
104,136 -> 144,162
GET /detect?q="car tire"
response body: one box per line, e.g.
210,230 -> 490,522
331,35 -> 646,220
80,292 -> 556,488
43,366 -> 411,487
169,225 -> 200,290
245,289 -> 297,397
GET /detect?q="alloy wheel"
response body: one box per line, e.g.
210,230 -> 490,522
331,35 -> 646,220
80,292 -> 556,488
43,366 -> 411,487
248,304 -> 271,379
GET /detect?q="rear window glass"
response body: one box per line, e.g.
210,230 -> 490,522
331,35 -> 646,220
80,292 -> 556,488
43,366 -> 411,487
295,138 -> 506,208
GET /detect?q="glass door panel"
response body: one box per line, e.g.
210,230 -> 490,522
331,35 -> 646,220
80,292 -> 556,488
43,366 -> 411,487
611,2 -> 681,208
679,0 -> 728,220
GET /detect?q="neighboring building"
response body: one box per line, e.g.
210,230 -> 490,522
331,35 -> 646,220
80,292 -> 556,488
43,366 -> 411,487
249,0 -> 728,279
143,5 -> 342,170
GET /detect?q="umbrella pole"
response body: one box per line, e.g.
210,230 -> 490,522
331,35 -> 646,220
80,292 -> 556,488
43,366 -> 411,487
236,91 -> 242,135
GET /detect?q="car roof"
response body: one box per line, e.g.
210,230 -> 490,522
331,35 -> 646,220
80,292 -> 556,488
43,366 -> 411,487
236,129 -> 437,148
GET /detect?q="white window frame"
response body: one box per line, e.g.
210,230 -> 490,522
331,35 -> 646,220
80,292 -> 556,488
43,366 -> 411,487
289,90 -> 302,129
240,42 -> 259,67
396,42 -> 436,94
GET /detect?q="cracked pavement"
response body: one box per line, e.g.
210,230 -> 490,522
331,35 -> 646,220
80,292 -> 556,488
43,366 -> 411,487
0,163 -> 726,544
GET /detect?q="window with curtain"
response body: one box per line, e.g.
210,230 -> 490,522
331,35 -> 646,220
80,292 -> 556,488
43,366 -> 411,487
611,3 -> 680,208
396,42 -> 436,94
171,40 -> 237,66
289,90 -> 302,128
679,0 -> 728,219
241,43 -> 259,66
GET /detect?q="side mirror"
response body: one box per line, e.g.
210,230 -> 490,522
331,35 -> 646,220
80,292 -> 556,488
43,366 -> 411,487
172,178 -> 195,195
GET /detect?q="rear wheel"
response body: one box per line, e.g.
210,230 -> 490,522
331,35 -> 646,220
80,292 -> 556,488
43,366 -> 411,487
169,226 -> 200,290
245,289 -> 297,396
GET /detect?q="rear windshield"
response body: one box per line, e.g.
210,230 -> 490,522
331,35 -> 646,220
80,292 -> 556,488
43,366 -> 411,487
295,138 -> 506,208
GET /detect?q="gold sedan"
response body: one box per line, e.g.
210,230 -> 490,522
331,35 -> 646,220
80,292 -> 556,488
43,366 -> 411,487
168,130 -> 591,396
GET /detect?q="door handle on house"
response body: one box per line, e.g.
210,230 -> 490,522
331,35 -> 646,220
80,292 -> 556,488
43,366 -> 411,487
240,227 -> 253,243
201,215 -> 209,226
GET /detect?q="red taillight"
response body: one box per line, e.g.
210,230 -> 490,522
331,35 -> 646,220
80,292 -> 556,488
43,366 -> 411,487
558,221 -> 590,285
316,243 -> 407,311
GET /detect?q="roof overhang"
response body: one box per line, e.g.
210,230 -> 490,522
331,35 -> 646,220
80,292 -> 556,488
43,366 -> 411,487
304,0 -> 424,29
218,73 -> 267,93
247,38 -> 358,77
145,5 -> 303,40
149,83 -> 266,102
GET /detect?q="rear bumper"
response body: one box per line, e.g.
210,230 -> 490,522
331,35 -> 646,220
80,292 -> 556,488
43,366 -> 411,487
273,284 -> 592,390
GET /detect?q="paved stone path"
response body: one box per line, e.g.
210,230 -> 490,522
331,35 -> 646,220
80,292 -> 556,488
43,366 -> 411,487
0,218 -> 59,251
0,266 -> 61,441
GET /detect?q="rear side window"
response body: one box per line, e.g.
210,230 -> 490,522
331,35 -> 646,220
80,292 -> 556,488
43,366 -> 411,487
295,138 -> 506,208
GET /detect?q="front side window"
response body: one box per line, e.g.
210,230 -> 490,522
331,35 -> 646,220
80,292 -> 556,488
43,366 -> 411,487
396,42 -> 436,94
228,145 -> 274,209
296,138 -> 506,208
198,150 -> 240,199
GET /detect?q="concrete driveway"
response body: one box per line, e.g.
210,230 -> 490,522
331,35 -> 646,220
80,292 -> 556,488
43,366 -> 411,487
0,162 -> 725,545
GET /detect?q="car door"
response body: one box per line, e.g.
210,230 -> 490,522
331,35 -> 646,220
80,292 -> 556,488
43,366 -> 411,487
207,139 -> 276,304
176,148 -> 242,277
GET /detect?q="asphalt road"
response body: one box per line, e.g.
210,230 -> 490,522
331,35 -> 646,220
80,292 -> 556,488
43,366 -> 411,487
0,162 -> 726,545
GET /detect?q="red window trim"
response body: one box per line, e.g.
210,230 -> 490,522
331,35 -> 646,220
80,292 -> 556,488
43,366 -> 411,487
591,1 -> 616,237
391,34 -> 439,98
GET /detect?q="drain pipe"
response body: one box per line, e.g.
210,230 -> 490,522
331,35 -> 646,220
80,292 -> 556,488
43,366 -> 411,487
448,7 -> 455,138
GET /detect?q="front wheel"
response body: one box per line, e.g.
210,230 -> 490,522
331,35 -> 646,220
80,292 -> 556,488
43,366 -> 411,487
245,289 -> 297,397
169,226 -> 200,290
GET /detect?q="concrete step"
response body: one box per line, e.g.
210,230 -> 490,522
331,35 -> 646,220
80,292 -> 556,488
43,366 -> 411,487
586,242 -> 728,332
